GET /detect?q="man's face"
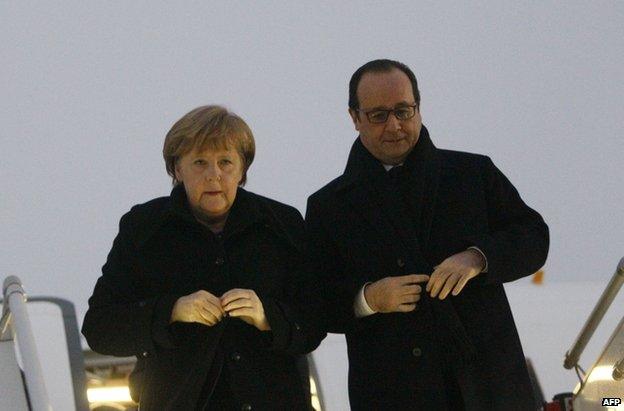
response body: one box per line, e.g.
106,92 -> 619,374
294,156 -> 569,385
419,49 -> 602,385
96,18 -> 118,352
349,68 -> 422,165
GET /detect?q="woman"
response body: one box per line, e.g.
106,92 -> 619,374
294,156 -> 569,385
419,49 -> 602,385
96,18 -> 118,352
82,105 -> 325,410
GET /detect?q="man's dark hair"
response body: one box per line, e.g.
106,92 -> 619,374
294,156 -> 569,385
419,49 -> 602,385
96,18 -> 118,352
348,59 -> 420,110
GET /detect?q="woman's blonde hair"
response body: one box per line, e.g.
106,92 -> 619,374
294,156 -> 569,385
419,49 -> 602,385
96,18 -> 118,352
163,105 -> 255,185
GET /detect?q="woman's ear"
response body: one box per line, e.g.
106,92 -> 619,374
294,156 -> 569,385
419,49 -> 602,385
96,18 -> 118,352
174,161 -> 182,183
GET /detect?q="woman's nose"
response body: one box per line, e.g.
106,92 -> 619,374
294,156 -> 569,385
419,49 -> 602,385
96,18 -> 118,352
205,165 -> 221,181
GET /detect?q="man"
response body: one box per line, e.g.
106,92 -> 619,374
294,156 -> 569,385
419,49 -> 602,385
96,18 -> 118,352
306,59 -> 548,410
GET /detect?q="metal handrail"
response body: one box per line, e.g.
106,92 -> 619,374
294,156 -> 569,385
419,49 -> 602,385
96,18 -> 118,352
2,276 -> 53,411
29,297 -> 90,411
564,257 -> 624,370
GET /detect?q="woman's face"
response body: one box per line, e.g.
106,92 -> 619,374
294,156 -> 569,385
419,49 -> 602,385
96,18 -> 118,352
175,146 -> 244,224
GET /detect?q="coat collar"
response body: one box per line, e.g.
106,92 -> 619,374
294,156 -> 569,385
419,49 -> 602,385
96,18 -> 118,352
167,184 -> 264,231
162,184 -> 296,247
341,124 -> 437,182
335,125 -> 441,253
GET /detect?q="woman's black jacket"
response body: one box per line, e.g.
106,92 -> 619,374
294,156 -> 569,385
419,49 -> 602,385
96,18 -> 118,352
82,185 -> 325,410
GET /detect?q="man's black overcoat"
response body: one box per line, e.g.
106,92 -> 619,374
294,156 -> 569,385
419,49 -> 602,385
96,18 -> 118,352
82,185 -> 325,410
305,126 -> 549,411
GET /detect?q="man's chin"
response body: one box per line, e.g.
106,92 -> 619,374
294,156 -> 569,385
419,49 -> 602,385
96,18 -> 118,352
381,149 -> 411,163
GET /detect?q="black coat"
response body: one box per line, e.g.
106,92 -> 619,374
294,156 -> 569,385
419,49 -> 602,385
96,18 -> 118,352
305,126 -> 549,411
82,185 -> 325,410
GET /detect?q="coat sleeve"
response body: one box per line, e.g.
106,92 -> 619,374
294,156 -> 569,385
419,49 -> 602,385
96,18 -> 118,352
82,209 -> 178,358
304,195 -> 363,334
466,156 -> 549,284
259,209 -> 327,355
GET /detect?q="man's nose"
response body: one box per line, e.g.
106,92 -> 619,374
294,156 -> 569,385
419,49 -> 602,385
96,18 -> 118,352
385,113 -> 402,131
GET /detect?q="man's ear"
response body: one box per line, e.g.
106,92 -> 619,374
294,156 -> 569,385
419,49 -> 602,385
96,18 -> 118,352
348,108 -> 360,132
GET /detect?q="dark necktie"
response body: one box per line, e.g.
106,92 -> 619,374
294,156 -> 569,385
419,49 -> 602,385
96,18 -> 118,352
387,165 -> 405,184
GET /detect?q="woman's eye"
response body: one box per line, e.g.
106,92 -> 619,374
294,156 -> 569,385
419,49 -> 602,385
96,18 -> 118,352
193,159 -> 206,166
219,159 -> 232,165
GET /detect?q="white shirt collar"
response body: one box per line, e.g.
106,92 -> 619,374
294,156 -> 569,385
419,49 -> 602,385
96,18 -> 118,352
382,163 -> 403,171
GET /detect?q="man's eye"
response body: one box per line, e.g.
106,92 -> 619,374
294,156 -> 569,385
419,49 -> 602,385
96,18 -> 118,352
368,111 -> 387,122
395,108 -> 412,119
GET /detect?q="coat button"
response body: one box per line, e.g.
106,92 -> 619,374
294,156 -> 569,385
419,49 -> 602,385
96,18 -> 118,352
138,301 -> 146,307
397,258 -> 405,267
231,352 -> 241,362
412,347 -> 422,357
215,257 -> 225,266
241,404 -> 252,411
142,351 -> 149,358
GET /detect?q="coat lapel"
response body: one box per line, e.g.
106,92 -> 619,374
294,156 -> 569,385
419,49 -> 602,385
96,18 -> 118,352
383,125 -> 440,254
410,147 -> 440,251
338,137 -> 423,255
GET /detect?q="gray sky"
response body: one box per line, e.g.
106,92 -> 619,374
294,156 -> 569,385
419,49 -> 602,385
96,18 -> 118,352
2,1 -> 623,325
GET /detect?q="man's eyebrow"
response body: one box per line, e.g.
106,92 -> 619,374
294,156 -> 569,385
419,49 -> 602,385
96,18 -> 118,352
360,105 -> 390,111
361,101 -> 415,111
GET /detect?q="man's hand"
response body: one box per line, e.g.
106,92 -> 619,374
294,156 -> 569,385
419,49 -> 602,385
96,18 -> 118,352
170,290 -> 225,326
426,249 -> 485,299
364,274 -> 430,313
221,289 -> 271,331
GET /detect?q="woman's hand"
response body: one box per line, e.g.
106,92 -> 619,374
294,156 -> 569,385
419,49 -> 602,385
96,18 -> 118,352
221,289 -> 271,331
170,290 -> 225,326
